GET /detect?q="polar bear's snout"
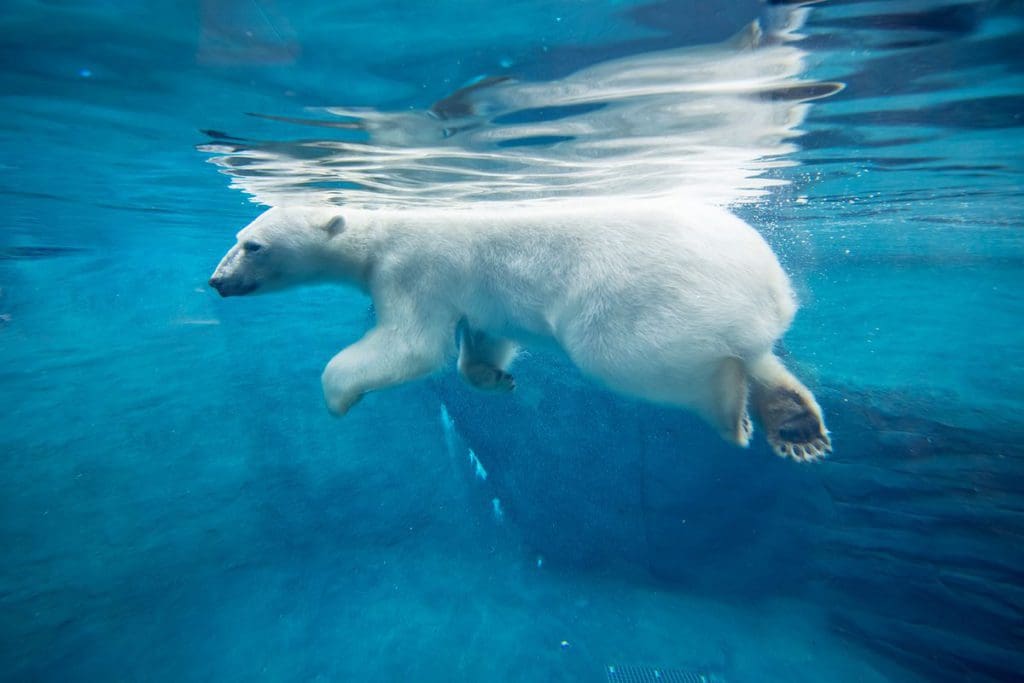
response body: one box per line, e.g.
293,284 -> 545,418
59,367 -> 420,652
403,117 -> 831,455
209,274 -> 257,297
209,245 -> 259,297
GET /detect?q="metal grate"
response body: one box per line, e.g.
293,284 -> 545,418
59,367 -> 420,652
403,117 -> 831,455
606,664 -> 710,683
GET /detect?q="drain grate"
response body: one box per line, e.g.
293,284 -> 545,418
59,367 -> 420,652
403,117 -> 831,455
606,664 -> 709,683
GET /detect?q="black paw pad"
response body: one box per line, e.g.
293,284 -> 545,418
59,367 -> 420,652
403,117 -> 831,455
778,410 -> 822,442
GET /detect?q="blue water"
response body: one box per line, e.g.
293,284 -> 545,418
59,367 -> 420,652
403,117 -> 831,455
2,1 -> 1022,681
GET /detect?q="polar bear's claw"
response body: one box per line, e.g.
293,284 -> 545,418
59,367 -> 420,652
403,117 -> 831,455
461,363 -> 516,392
768,430 -> 831,462
740,413 -> 754,444
496,370 -> 516,392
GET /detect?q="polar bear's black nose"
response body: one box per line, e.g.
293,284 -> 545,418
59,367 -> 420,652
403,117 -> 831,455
209,276 -> 225,293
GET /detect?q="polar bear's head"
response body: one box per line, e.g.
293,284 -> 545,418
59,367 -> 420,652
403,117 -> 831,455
209,207 -> 348,297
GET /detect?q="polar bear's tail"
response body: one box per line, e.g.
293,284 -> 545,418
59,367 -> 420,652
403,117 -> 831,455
747,353 -> 831,462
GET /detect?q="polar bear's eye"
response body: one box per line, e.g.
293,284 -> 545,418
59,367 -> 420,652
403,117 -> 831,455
242,241 -> 263,253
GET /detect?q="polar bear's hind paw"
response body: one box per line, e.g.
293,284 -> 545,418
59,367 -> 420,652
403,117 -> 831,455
741,413 -> 754,445
762,389 -> 831,462
462,363 -> 516,392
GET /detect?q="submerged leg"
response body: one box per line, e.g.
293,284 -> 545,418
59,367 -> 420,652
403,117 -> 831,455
747,353 -> 831,462
700,357 -> 752,448
321,326 -> 450,416
458,327 -> 517,392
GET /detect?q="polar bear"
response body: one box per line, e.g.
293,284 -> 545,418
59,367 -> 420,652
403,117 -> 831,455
209,201 -> 831,461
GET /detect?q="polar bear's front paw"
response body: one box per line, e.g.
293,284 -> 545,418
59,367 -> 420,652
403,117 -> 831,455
461,363 -> 516,392
754,385 -> 831,463
491,370 -> 516,392
324,389 -> 363,417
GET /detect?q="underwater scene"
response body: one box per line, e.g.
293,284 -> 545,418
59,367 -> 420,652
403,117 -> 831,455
1,0 -> 1022,681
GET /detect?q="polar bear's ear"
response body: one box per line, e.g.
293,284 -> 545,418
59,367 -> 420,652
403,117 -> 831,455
324,214 -> 345,238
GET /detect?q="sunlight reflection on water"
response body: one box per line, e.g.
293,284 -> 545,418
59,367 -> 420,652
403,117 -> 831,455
199,2 -> 840,209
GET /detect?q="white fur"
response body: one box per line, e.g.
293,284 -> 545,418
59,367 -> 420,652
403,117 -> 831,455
211,199 -> 826,455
